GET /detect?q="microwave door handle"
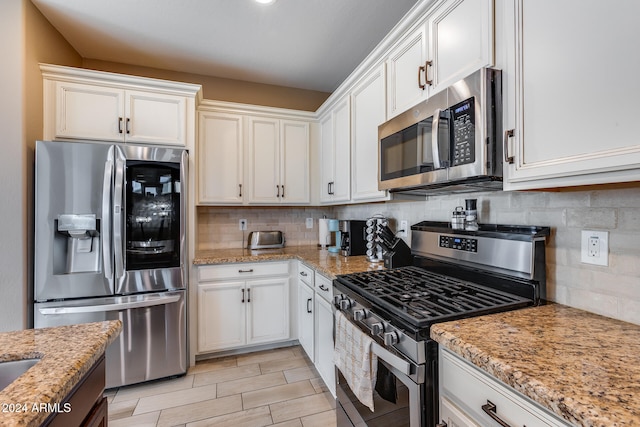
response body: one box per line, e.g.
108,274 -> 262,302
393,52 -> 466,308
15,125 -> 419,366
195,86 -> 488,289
102,147 -> 114,291
113,146 -> 125,280
431,108 -> 442,170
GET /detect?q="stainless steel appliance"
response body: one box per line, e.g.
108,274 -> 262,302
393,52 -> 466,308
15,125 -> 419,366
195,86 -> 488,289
334,221 -> 549,427
378,68 -> 503,195
33,140 -> 187,388
339,220 -> 367,257
247,230 -> 285,249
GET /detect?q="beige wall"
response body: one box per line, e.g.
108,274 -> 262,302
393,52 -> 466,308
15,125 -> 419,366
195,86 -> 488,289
82,59 -> 330,112
0,0 -> 81,332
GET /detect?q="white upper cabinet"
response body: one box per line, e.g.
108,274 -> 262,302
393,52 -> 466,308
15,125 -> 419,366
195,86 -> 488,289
386,24 -> 429,119
385,0 -> 494,119
247,117 -> 310,204
351,65 -> 389,202
42,64 -> 200,146
319,96 -> 351,204
428,0 -> 494,92
500,0 -> 640,190
198,111 -> 244,205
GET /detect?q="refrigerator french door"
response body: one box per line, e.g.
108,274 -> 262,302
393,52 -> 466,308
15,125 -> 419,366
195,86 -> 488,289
34,140 -> 187,388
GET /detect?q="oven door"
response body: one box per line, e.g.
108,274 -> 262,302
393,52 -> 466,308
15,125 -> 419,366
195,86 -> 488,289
336,340 -> 426,427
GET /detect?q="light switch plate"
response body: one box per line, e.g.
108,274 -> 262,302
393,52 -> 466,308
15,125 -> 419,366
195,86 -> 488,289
398,220 -> 408,238
581,230 -> 608,266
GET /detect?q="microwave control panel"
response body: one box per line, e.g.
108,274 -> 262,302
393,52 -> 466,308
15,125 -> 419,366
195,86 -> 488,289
451,97 -> 475,166
439,235 -> 478,253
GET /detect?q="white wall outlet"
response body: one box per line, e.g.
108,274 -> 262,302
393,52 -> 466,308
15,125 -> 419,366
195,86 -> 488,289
581,230 -> 608,266
398,220 -> 408,238
239,219 -> 247,230
305,218 -> 313,229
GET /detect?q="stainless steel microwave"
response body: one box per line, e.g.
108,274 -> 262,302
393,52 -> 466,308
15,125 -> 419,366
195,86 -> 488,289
378,68 -> 503,195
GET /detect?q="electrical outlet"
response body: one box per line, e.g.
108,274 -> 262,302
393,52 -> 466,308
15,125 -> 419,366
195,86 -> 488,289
305,218 -> 313,229
239,219 -> 247,230
398,220 -> 408,238
581,230 -> 608,266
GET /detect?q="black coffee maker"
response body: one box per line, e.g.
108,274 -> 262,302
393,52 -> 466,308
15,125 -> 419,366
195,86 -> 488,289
339,220 -> 367,256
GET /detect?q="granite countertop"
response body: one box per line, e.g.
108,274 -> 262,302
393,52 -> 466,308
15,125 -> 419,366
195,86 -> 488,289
0,321 -> 122,427
431,304 -> 640,427
194,245 -> 385,278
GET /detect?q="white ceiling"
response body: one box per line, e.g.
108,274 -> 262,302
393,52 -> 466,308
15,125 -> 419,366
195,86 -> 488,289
31,0 -> 420,93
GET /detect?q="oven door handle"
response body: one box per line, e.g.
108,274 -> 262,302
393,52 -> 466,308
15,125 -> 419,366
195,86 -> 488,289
371,341 -> 411,376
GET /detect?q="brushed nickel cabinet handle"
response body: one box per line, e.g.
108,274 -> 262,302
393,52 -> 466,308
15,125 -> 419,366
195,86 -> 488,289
481,400 -> 513,427
504,129 -> 515,164
418,64 -> 426,90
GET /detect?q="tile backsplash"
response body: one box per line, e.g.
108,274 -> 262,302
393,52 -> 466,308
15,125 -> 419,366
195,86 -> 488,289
197,186 -> 640,325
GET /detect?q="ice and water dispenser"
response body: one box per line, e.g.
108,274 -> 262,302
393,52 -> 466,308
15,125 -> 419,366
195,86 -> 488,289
56,214 -> 101,274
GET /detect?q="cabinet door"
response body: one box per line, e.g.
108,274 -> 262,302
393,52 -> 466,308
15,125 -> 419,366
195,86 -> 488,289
246,278 -> 290,345
53,81 -> 124,142
351,65 -> 389,202
331,97 -> 351,203
319,113 -> 334,203
429,0 -> 493,93
297,281 -> 315,362
503,0 -> 640,190
197,112 -> 244,204
280,120 -> 310,204
439,397 -> 480,427
125,90 -> 187,145
197,281 -> 246,352
315,296 -> 336,397
386,24 -> 428,118
247,117 -> 280,203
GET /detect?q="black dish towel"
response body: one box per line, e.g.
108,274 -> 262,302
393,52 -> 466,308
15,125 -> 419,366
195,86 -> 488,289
375,360 -> 397,404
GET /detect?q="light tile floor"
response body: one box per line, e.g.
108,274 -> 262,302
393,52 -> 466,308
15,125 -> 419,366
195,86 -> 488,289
105,345 -> 336,427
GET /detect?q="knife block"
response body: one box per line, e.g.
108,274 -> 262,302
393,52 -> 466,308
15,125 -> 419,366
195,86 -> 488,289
383,239 -> 412,269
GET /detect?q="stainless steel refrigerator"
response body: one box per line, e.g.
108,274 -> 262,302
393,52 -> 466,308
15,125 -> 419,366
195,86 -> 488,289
34,140 -> 187,388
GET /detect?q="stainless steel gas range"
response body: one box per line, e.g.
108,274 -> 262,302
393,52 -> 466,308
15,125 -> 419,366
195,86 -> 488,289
333,221 -> 550,427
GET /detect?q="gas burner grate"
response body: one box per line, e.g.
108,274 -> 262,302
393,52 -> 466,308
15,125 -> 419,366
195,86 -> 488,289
335,266 -> 532,328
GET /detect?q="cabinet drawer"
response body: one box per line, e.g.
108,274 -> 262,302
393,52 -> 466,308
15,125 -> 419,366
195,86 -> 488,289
440,348 -> 571,427
199,261 -> 289,281
298,263 -> 314,286
314,272 -> 334,302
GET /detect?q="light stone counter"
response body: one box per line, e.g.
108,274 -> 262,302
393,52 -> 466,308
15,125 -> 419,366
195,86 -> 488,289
194,245 -> 385,278
0,321 -> 122,427
431,304 -> 640,427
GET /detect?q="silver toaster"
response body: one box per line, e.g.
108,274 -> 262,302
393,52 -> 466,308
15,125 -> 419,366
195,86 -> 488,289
247,231 -> 285,249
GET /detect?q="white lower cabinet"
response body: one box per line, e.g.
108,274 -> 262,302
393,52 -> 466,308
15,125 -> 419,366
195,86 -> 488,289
439,347 -> 571,427
197,262 -> 290,354
314,272 -> 336,397
296,263 -> 315,362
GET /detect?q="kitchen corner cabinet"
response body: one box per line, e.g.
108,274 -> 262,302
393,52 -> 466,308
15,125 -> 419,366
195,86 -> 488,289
439,347 -> 571,427
501,0 -> 640,190
197,262 -> 290,353
197,111 -> 244,204
247,118 -> 310,204
386,0 -> 494,119
351,65 -> 389,202
319,96 -> 351,204
41,64 -> 200,146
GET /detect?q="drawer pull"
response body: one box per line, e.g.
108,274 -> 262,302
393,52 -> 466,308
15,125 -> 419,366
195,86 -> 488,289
481,400 -> 513,427
238,269 -> 254,273
319,284 -> 329,292
300,271 -> 308,277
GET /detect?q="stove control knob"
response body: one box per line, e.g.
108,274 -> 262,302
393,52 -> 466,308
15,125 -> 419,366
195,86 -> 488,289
333,295 -> 342,306
384,331 -> 399,346
371,322 -> 384,335
353,309 -> 367,321
339,298 -> 352,310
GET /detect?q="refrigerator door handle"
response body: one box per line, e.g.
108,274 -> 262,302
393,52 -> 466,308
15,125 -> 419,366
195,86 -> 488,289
37,293 -> 181,315
102,148 -> 114,291
113,146 -> 126,280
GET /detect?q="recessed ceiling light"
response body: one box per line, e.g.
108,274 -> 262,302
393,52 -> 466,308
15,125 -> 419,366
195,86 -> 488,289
255,0 -> 276,4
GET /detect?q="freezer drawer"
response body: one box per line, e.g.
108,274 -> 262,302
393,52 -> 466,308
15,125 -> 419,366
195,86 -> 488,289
34,290 -> 186,388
